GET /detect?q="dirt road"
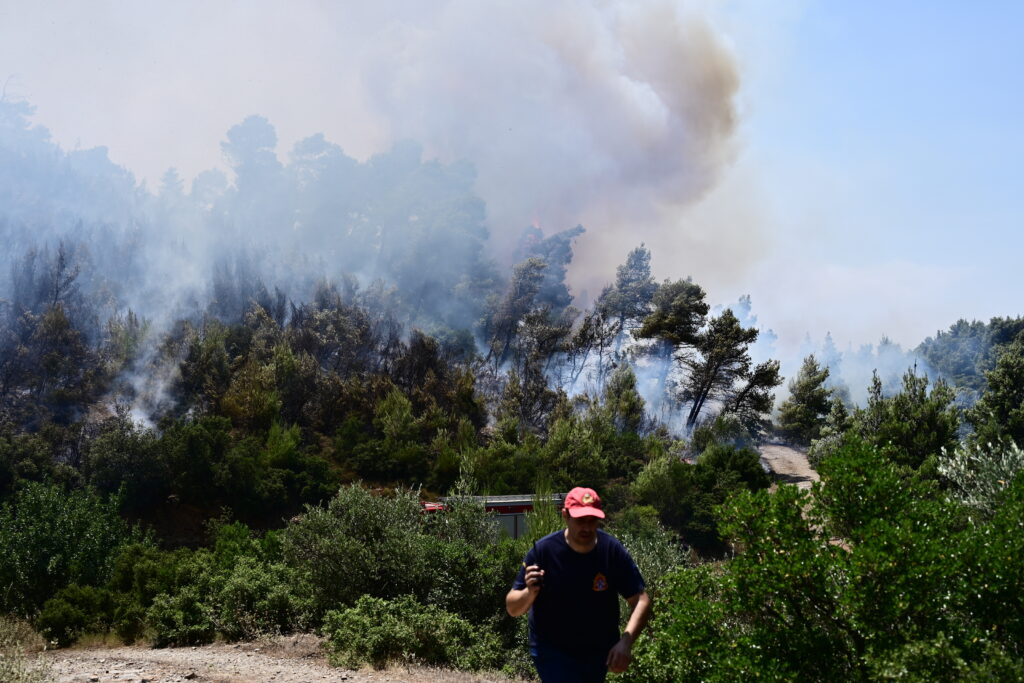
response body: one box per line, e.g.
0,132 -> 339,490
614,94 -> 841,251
40,636 -> 521,683
758,442 -> 819,490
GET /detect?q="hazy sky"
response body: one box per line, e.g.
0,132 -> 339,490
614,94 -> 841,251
1,0 -> 1021,354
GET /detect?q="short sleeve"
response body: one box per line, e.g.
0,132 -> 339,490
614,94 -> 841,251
511,545 -> 538,590
613,540 -> 646,598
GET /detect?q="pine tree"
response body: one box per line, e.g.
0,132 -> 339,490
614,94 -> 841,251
777,354 -> 833,445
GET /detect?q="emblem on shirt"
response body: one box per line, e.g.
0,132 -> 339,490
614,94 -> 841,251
593,572 -> 608,591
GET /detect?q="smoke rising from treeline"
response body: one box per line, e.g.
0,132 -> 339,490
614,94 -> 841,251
1,0 -> 954,431
1,86 -> 946,429
1,1 -> 741,287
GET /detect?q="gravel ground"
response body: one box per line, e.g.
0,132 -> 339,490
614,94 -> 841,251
758,442 -> 819,490
39,636 -> 524,683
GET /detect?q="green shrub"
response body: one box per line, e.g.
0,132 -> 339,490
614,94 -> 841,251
939,438 -> 1024,515
0,482 -> 141,615
420,493 -> 497,547
688,413 -> 754,455
113,602 -> 146,644
282,484 -> 428,614
36,584 -> 116,647
607,506 -> 689,588
624,564 -> 745,683
631,443 -> 769,555
83,414 -> 167,516
696,443 -> 770,491
854,369 -> 959,472
626,439 -> 1024,681
419,535 -> 521,627
146,587 -> 215,647
209,519 -> 270,570
321,595 -> 502,671
107,543 -> 179,610
214,557 -> 312,640
522,484 -> 563,543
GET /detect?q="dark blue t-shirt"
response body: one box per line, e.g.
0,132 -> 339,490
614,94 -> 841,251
513,529 -> 645,655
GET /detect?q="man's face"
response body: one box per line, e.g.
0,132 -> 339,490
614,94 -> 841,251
563,510 -> 601,547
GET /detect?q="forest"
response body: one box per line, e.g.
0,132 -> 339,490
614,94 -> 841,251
2,95 -> 1024,681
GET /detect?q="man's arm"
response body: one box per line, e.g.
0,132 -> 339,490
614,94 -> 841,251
606,591 -> 652,673
505,564 -> 545,617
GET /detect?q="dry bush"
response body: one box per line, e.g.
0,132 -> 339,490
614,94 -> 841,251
0,615 -> 51,683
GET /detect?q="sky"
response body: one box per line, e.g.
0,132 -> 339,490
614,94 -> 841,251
1,0 -> 1021,356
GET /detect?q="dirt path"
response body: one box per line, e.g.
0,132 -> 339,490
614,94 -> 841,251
758,442 -> 819,490
39,636 -> 520,683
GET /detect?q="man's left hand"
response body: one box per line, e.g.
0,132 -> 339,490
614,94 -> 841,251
606,634 -> 633,673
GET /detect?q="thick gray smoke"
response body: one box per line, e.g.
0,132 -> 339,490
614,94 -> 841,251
0,99 -> 493,336
361,1 -> 739,257
1,1 -> 740,288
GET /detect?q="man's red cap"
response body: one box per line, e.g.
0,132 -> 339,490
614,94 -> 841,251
563,486 -> 604,518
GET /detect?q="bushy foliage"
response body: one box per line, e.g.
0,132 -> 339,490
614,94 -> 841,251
153,416 -> 338,526
147,586 -> 217,647
106,543 -> 182,611
0,430 -> 60,500
282,484 -> 427,614
807,395 -> 851,469
626,438 -> 1024,682
9,519 -> 285,649
916,316 -> 1024,393
36,584 -> 117,647
631,443 -> 769,555
811,367 -> 959,474
0,482 -> 140,615
606,505 -> 689,588
939,438 -> 1024,515
322,594 -> 503,671
282,483 -> 526,632
857,368 -> 959,472
457,418 -> 544,494
419,497 -> 524,625
214,557 -> 313,640
82,411 -> 166,515
687,413 -> 753,456
522,483 -> 566,544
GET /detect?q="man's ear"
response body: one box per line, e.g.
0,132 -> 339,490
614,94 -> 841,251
561,508 -> 569,522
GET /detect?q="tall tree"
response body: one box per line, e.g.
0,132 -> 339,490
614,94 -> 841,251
633,278 -> 709,416
598,244 -> 658,349
513,224 -> 585,312
680,309 -> 759,428
561,306 -> 619,391
726,359 -> 783,435
480,258 -> 547,369
634,278 -> 709,347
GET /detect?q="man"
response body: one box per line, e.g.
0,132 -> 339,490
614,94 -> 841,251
506,487 -> 652,682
